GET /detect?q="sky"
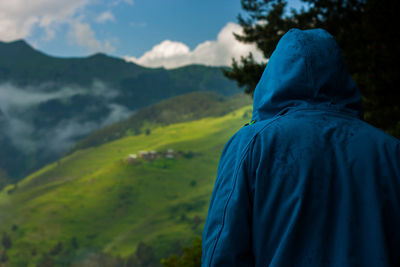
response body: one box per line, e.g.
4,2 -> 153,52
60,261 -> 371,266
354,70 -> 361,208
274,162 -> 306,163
0,0 -> 305,69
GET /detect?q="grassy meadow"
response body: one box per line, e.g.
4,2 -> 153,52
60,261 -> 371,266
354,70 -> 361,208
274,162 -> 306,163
0,104 -> 252,266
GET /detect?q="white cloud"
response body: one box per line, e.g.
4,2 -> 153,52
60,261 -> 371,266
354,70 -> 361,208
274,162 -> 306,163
124,22 -> 265,69
0,0 -> 89,41
44,102 -> 131,154
95,11 -> 115,24
0,83 -> 84,109
0,82 -> 84,152
68,19 -> 116,53
5,116 -> 36,153
0,0 -> 116,53
44,119 -> 99,154
141,40 -> 190,59
101,104 -> 131,127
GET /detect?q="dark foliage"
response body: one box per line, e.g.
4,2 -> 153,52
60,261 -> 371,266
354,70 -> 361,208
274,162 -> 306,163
71,236 -> 79,249
125,241 -> 157,267
222,54 -> 266,96
225,0 -> 400,137
161,237 -> 202,267
183,151 -> 195,159
50,241 -> 63,256
68,252 -> 124,267
0,168 -> 8,190
0,250 -> 7,263
191,216 -> 202,230
1,232 -> 11,250
11,224 -> 18,231
37,254 -> 54,267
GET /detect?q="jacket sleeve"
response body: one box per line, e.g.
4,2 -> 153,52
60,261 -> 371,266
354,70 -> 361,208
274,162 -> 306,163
201,135 -> 254,266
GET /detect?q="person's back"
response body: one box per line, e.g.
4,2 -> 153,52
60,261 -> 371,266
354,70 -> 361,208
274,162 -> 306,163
201,28 -> 400,266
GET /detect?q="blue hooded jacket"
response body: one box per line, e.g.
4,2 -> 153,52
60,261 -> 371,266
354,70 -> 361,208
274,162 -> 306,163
202,28 -> 400,266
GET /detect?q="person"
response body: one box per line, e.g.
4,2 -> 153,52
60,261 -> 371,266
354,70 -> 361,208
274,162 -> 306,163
201,28 -> 400,266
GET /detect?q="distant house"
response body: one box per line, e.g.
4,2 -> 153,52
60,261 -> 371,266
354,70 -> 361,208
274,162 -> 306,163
166,149 -> 174,159
127,148 -> 194,163
127,148 -> 181,162
138,150 -> 159,160
138,150 -> 148,158
126,154 -> 138,163
149,150 -> 158,159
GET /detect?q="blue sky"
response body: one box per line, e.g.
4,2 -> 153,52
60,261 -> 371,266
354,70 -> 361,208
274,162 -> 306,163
0,0 -> 305,68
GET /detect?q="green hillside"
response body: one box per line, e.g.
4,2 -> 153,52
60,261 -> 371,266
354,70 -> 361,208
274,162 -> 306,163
69,92 -> 252,153
0,40 -> 240,181
0,104 -> 252,266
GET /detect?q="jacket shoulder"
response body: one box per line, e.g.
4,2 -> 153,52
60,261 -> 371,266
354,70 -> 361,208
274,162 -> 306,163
227,117 -> 283,153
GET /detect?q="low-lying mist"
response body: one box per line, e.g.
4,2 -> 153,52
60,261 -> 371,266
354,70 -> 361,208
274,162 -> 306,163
0,80 -> 133,178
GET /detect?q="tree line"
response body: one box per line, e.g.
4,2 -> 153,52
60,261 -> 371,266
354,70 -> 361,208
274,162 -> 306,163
224,0 -> 400,138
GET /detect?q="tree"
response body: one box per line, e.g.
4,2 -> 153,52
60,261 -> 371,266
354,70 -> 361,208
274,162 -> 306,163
11,224 -> 18,232
125,241 -> 155,267
0,168 -> 8,190
71,236 -> 79,249
1,232 -> 11,250
225,0 -> 400,138
0,250 -> 7,263
50,241 -> 63,256
136,241 -> 155,266
161,237 -> 202,267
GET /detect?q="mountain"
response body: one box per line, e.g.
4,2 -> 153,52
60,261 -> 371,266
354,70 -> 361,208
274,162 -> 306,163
0,40 -> 240,181
0,96 -> 252,266
0,40 -> 237,97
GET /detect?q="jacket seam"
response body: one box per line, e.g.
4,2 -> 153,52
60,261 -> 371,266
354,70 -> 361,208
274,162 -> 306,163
207,115 -> 285,266
275,106 -> 361,121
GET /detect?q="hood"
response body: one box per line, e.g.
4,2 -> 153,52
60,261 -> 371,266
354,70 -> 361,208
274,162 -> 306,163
252,28 -> 363,122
